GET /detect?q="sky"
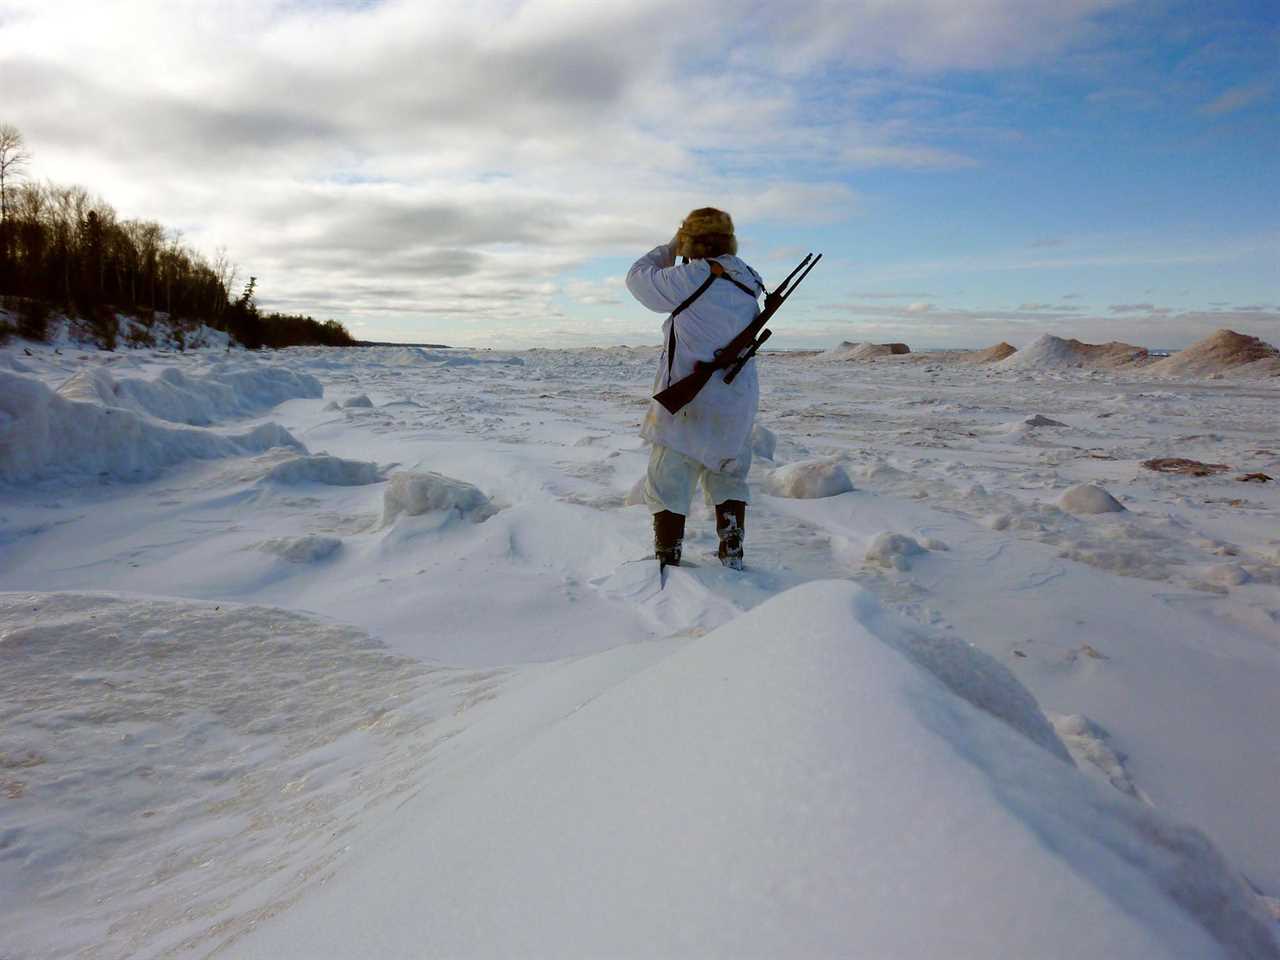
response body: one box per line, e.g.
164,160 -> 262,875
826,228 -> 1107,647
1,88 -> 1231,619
1,0 -> 1276,349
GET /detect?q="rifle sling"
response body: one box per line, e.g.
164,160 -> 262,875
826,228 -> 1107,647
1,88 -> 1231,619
664,260 -> 761,384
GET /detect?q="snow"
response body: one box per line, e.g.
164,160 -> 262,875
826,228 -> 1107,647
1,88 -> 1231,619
0,369 -> 304,483
1151,329 -> 1280,378
997,334 -> 1149,370
1059,483 -> 1127,514
2,338 -> 1279,958
57,364 -> 322,425
380,470 -> 497,525
262,454 -> 383,486
257,533 -> 344,562
864,530 -> 927,569
817,339 -> 911,361
229,582 -> 1272,960
765,459 -> 855,498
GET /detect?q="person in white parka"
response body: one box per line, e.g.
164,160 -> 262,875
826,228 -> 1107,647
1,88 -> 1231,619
626,207 -> 764,571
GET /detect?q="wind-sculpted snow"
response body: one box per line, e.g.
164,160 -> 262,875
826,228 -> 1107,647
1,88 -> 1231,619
1,339 -> 1278,952
230,582 -> 1277,958
0,592 -> 508,960
0,370 -> 304,483
57,363 -> 322,426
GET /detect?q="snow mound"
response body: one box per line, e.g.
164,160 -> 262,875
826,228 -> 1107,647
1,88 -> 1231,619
241,581 -> 1278,958
381,471 -> 497,525
0,370 -> 303,483
342,393 -> 374,408
1149,329 -> 1280,378
999,335 -> 1149,370
56,364 -> 321,425
0,592 -> 477,959
865,532 -> 927,570
765,460 -> 855,498
1059,483 -> 1126,514
263,454 -> 383,486
750,423 -> 777,460
819,340 -> 911,361
257,534 -> 343,563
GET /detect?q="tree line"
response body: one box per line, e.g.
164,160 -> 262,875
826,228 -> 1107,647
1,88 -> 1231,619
0,123 -> 354,349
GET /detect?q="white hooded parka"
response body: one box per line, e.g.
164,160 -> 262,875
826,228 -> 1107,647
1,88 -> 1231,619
626,244 -> 763,475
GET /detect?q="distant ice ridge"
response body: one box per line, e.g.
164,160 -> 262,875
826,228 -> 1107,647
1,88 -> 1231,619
0,369 -> 307,483
233,581 -> 1277,959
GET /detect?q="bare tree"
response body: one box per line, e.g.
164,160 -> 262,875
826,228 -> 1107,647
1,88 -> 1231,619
0,123 -> 31,225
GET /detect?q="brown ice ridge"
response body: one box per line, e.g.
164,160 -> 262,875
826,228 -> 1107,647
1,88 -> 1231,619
1148,329 -> 1280,378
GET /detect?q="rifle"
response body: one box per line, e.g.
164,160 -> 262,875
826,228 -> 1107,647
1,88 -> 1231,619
652,252 -> 822,415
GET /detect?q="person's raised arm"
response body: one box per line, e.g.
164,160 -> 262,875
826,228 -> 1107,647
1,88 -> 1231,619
625,235 -> 705,313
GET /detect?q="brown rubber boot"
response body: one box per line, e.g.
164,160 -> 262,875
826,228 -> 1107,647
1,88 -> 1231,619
715,499 -> 746,571
653,511 -> 686,569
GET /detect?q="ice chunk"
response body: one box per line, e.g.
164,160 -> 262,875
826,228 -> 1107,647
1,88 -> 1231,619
264,455 -> 382,486
342,394 -> 374,408
1059,484 -> 1126,515
765,460 -> 854,499
382,471 -> 496,525
865,532 -> 926,570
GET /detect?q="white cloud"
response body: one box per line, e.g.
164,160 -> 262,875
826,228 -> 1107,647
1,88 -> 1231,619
0,0 -> 1141,340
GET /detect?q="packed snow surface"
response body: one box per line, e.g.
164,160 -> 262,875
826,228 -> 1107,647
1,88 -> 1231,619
2,337 -> 1279,958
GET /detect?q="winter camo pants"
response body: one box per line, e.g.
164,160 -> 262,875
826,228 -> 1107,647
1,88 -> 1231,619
643,444 -> 750,516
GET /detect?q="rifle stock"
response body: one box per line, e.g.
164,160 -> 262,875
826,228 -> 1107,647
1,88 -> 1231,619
652,253 -> 820,415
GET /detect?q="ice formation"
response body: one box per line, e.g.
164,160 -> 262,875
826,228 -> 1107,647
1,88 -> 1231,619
765,460 -> 855,498
381,470 -> 497,524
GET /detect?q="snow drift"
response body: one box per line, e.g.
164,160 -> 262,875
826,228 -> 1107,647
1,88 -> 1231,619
233,581 -> 1277,959
999,334 -> 1149,370
0,370 -> 304,483
57,364 -> 322,425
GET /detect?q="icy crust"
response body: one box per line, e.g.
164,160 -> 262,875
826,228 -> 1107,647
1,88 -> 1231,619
239,582 -> 1274,960
57,364 -> 322,426
0,370 -> 304,483
0,592 -> 505,960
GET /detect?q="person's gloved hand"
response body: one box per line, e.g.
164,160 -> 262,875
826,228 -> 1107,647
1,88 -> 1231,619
666,230 -> 682,258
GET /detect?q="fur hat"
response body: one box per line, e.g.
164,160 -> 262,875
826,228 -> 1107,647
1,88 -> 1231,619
675,207 -> 737,260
